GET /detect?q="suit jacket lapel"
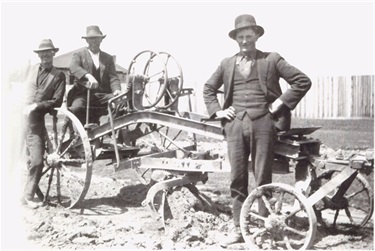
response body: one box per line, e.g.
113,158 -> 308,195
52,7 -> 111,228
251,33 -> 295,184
99,52 -> 105,80
256,50 -> 269,95
45,67 -> 58,86
84,48 -> 95,73
223,56 -> 236,108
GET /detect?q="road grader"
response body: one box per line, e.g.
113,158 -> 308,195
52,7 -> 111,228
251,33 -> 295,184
37,50 -> 374,250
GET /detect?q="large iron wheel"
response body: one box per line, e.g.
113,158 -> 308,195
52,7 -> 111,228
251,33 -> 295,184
313,167 -> 374,230
39,108 -> 93,208
240,183 -> 317,250
128,50 -> 168,109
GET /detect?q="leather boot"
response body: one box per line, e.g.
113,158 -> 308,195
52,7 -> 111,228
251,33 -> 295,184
220,226 -> 244,248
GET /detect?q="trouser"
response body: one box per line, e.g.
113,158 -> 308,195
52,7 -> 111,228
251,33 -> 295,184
24,124 -> 45,201
224,112 -> 276,226
68,92 -> 114,125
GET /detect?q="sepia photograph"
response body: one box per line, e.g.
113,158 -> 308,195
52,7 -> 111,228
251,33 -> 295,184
1,0 -> 374,250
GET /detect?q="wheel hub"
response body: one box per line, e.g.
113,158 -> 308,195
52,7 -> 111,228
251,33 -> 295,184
264,214 -> 286,233
47,152 -> 60,165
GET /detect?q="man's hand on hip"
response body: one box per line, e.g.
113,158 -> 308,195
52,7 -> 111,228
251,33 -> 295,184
269,98 -> 284,114
268,99 -> 290,116
215,106 -> 236,121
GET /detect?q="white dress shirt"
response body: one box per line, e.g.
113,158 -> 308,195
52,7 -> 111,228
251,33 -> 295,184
88,49 -> 100,69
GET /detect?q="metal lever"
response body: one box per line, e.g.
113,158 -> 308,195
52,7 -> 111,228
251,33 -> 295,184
85,89 -> 90,127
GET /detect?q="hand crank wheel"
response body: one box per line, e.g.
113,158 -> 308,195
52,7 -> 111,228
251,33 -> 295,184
127,50 -> 168,109
155,52 -> 184,109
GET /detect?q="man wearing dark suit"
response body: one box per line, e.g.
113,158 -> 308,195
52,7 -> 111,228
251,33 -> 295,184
23,39 -> 66,209
68,25 -> 121,125
203,14 -> 311,247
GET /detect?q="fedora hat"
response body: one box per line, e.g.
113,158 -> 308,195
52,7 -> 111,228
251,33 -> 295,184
82,25 -> 106,39
228,14 -> 264,39
33,39 -> 59,53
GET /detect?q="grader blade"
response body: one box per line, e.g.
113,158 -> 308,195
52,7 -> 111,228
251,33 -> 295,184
142,172 -> 208,226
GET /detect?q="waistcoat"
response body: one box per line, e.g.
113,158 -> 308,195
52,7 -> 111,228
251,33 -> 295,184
92,64 -> 101,84
232,60 -> 269,120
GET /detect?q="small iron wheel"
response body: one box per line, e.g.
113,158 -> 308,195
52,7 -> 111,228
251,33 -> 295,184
240,183 -> 317,250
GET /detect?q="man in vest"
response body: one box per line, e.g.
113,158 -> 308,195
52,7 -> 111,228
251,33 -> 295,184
23,39 -> 66,209
203,14 -> 311,247
68,25 -> 122,125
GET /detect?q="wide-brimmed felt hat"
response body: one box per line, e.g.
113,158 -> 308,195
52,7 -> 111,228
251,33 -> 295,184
228,14 -> 264,39
33,39 -> 59,53
82,25 -> 106,39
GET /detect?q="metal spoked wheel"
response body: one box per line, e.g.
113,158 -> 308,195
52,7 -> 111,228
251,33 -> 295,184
128,50 -> 168,109
156,52 -> 184,109
240,183 -> 317,250
39,108 -> 93,209
313,167 -> 374,230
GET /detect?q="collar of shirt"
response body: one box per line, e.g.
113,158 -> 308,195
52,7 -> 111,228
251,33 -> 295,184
236,55 -> 255,65
88,49 -> 100,69
236,56 -> 253,66
38,65 -> 52,75
236,51 -> 257,63
39,64 -> 52,70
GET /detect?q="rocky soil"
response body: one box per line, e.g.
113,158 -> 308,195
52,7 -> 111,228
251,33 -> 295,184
3,143 -> 374,251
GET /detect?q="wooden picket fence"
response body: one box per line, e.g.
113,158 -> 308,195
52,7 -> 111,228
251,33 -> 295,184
186,75 -> 374,119
290,75 -> 374,118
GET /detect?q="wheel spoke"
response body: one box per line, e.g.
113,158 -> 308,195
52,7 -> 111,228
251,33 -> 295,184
249,211 -> 267,222
333,209 -> 340,225
165,88 -> 173,100
346,187 -> 366,199
275,191 -> 285,213
146,70 -> 165,80
262,195 -> 275,214
344,207 -> 354,224
252,228 -> 267,239
284,224 -> 307,237
41,165 -> 53,176
164,54 -> 171,64
280,235 -> 305,248
56,165 -> 62,204
283,235 -> 293,250
59,158 -> 86,165
59,135 -> 80,157
286,206 -> 303,219
144,93 -> 153,105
